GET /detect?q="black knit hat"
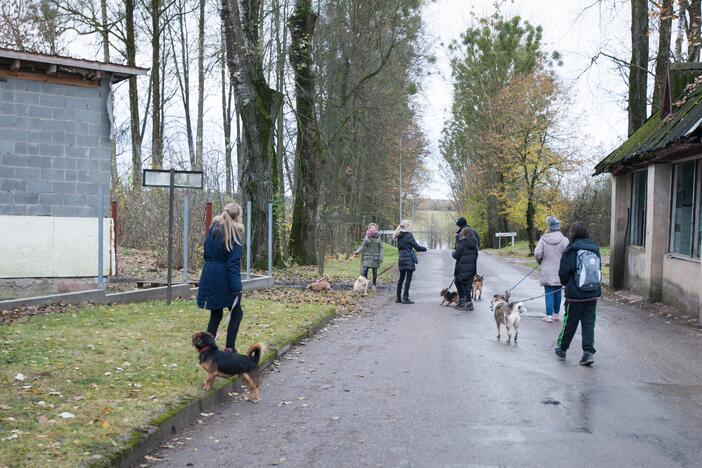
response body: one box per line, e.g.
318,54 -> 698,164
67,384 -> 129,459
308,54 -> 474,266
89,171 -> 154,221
456,217 -> 467,228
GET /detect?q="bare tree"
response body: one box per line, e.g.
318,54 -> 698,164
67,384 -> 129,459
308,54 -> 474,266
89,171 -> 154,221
628,0 -> 649,135
653,0 -> 673,114
221,0 -> 282,267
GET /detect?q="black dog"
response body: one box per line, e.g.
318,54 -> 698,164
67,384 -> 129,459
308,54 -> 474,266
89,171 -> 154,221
191,331 -> 265,400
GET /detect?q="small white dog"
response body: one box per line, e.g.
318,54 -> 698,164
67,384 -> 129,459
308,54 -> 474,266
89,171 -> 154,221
505,302 -> 526,343
353,275 -> 369,296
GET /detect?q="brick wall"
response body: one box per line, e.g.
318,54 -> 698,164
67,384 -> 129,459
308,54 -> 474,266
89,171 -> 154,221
0,77 -> 112,217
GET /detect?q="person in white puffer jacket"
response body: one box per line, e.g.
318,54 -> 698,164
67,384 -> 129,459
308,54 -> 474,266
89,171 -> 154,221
534,216 -> 569,323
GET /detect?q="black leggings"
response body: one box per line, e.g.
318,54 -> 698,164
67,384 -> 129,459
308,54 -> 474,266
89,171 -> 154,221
363,267 -> 378,285
206,297 -> 243,351
396,269 -> 414,299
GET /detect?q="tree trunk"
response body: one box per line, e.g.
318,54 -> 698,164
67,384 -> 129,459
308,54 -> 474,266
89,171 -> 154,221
653,0 -> 673,114
628,0 -> 649,136
171,1 -> 195,168
675,0 -> 686,61
687,0 -> 702,61
151,0 -> 163,168
221,0 -> 282,268
274,0 -> 288,265
196,0 -> 205,170
126,0 -> 142,188
288,0 -> 324,265
221,22 -> 234,196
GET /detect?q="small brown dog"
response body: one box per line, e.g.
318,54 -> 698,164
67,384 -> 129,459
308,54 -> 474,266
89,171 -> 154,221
471,274 -> 484,301
440,288 -> 459,306
308,275 -> 332,292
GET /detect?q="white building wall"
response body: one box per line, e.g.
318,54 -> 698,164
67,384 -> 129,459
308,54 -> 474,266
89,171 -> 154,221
0,215 -> 114,277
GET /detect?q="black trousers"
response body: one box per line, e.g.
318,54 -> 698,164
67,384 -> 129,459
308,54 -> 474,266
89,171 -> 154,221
362,267 -> 378,286
207,296 -> 243,351
397,270 -> 414,299
557,301 -> 597,353
456,275 -> 473,303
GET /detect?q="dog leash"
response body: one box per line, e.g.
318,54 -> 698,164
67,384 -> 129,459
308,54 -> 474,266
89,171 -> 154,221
511,287 -> 564,303
509,265 -> 539,292
375,264 -> 396,279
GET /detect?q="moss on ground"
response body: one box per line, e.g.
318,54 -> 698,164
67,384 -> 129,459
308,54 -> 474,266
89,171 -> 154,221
0,297 -> 335,467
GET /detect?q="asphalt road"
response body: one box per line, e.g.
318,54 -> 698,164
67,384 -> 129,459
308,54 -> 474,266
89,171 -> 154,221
152,250 -> 702,468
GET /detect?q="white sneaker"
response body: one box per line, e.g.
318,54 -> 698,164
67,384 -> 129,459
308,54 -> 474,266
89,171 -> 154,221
542,316 -> 553,323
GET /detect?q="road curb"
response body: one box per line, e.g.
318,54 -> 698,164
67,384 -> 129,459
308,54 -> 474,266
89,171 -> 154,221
106,308 -> 338,468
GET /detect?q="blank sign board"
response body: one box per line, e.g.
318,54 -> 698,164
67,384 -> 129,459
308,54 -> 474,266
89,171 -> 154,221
143,169 -> 203,189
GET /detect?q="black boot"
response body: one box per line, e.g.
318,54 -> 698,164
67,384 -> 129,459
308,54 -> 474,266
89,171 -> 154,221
402,296 -> 414,304
464,301 -> 474,311
456,299 -> 465,308
396,294 -> 402,303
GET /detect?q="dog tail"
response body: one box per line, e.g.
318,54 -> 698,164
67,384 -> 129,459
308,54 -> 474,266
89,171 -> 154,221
247,342 -> 266,364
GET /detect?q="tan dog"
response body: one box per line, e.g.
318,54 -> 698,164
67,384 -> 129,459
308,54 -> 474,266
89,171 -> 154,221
353,275 -> 369,296
308,275 -> 332,292
471,274 -> 484,301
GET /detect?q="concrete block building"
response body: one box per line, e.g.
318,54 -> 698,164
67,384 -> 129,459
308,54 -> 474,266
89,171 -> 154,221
595,63 -> 702,322
0,48 -> 145,281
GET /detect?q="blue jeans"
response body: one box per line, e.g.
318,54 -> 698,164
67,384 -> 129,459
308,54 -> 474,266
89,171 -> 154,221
544,286 -> 562,316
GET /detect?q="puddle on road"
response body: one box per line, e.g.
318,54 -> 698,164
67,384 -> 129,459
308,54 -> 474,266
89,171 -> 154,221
541,398 -> 561,406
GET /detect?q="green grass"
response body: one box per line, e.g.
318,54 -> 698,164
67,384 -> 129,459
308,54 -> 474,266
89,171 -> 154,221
279,242 -> 399,283
0,298 -> 335,467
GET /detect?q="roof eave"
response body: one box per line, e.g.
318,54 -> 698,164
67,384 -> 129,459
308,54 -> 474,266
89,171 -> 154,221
0,48 -> 147,78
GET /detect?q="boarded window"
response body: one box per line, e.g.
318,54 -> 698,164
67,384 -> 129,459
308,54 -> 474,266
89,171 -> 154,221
670,161 -> 698,256
629,170 -> 647,246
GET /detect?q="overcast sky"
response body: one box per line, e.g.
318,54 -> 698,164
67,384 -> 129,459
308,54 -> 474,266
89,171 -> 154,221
420,0 -> 633,198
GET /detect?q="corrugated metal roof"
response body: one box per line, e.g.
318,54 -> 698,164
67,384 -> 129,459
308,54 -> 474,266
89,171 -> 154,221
595,66 -> 702,174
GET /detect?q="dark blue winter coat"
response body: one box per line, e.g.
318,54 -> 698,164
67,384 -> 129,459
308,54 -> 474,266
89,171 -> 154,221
396,231 -> 427,271
197,222 -> 243,310
558,238 -> 602,302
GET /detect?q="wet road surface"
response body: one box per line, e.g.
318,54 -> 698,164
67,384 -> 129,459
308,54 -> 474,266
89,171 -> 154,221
152,250 -> 702,467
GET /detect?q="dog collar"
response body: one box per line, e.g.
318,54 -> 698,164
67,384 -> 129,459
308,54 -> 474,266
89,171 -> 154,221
198,346 -> 212,354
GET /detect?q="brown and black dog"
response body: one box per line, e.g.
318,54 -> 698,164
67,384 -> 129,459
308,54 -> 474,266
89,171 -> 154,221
471,274 -> 484,301
440,288 -> 459,306
192,331 -> 265,401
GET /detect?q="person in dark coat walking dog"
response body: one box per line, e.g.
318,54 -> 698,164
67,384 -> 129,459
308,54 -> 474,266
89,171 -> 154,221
197,202 -> 245,353
452,227 -> 479,310
454,217 -> 479,307
393,219 -> 427,304
554,222 -> 602,366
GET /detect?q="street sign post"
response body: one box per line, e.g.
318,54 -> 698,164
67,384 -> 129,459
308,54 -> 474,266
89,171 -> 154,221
495,231 -> 517,250
143,169 -> 203,304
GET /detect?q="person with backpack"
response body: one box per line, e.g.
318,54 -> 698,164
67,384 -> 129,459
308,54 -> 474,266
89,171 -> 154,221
393,219 -> 427,304
534,216 -> 569,323
351,223 -> 384,290
554,222 -> 602,366
452,227 -> 479,310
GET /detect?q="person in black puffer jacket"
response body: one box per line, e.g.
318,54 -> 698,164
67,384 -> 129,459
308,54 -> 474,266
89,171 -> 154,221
555,222 -> 602,366
393,219 -> 427,304
452,227 -> 479,310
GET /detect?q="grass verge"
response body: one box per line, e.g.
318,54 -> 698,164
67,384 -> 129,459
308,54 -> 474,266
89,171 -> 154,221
275,242 -> 399,283
0,297 -> 336,467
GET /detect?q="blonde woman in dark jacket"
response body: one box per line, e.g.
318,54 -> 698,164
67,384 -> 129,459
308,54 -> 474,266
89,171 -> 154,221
393,220 -> 427,304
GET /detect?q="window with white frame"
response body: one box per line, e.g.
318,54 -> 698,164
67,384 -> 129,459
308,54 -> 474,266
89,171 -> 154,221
670,160 -> 701,257
629,170 -> 647,246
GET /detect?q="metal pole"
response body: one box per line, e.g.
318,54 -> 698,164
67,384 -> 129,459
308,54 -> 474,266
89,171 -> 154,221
97,185 -> 104,289
399,153 -> 403,224
411,197 -> 415,226
183,192 -> 189,284
167,169 -> 175,304
246,200 -> 251,279
111,200 -> 118,276
267,202 -> 273,277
